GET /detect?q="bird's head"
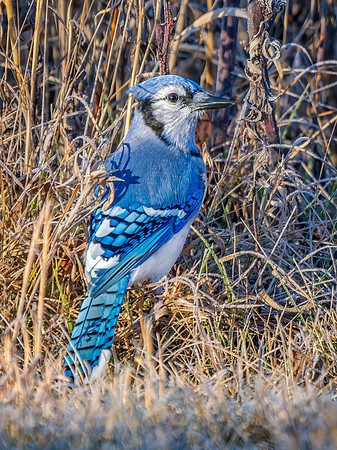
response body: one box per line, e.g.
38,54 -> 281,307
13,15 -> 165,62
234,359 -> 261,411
130,75 -> 234,151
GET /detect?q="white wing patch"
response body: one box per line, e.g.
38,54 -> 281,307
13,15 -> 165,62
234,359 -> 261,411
86,203 -> 187,283
95,218 -> 115,238
143,206 -> 186,219
86,241 -> 120,280
102,205 -> 126,216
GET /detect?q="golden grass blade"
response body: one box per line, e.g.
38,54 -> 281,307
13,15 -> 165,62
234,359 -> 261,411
3,0 -> 23,90
124,0 -> 144,136
34,199 -> 51,358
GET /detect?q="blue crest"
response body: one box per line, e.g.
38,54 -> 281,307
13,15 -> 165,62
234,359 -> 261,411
129,75 -> 202,100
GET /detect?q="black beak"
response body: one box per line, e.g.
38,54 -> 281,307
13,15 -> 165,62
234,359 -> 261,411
193,92 -> 235,111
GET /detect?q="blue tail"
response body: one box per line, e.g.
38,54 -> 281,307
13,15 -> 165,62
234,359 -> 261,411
64,277 -> 129,380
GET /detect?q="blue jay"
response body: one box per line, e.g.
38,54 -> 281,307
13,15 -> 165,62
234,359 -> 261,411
64,75 -> 233,380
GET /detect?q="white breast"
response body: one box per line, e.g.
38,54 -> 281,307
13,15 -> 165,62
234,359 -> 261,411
129,217 -> 194,286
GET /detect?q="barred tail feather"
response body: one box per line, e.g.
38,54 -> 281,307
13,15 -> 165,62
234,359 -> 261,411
64,277 -> 129,380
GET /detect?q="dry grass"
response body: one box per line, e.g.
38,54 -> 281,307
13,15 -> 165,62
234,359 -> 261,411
1,376 -> 337,448
0,0 -> 337,447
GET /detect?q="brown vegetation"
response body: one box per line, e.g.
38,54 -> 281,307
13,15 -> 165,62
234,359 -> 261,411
0,0 -> 336,446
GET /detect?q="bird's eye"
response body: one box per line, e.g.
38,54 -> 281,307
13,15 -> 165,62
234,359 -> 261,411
167,93 -> 179,103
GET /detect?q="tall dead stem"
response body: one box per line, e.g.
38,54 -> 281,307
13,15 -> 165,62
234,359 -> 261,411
156,0 -> 173,75
211,0 -> 239,154
24,0 -> 43,172
124,0 -> 144,135
244,0 -> 286,165
34,200 -> 51,358
2,0 -> 22,90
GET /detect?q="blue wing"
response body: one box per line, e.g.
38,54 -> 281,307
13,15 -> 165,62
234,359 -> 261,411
85,137 -> 206,298
86,191 -> 202,298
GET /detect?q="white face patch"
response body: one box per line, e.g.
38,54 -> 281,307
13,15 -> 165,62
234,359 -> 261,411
150,84 -> 199,132
136,79 -> 203,152
151,101 -> 198,150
